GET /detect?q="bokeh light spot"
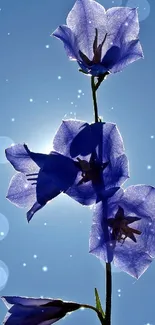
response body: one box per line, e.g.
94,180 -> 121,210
126,0 -> 150,21
0,261 -> 9,291
103,0 -> 122,8
0,213 -> 9,241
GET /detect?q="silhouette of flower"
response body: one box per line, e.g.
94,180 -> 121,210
53,0 -> 143,76
6,120 -> 128,220
89,185 -> 155,278
5,144 -> 79,222
1,296 -> 81,325
53,120 -> 129,205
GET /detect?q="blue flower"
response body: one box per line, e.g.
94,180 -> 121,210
53,120 -> 129,205
5,143 -> 79,222
6,120 -> 128,220
53,0 -> 143,76
1,296 -> 81,325
89,185 -> 155,278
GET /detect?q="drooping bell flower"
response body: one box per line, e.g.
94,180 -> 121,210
89,185 -> 155,278
53,0 -> 143,76
1,296 -> 81,325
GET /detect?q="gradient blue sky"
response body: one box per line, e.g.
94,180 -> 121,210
0,0 -> 154,324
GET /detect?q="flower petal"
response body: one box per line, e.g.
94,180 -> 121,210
5,144 -> 50,174
66,178 -> 96,205
35,152 -> 78,206
36,171 -> 61,205
103,153 -> 129,189
89,189 -> 124,259
52,25 -> 79,60
2,296 -> 56,307
27,202 -> 45,222
53,120 -> 91,158
109,39 -> 143,73
53,120 -> 127,161
59,121 -> 128,205
101,46 -> 121,70
106,7 -> 140,47
113,243 -> 152,279
41,152 -> 78,191
6,173 -> 36,208
90,185 -> 155,278
66,0 -> 107,60
1,297 -> 81,325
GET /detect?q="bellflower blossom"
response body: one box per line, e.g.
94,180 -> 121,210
5,143 -> 79,222
6,120 -> 128,221
1,296 -> 81,325
53,119 -> 129,205
53,0 -> 143,76
89,185 -> 155,278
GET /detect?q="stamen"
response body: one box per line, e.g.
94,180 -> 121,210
76,154 -> 108,185
26,172 -> 38,185
108,206 -> 141,244
92,31 -> 108,64
26,173 -> 38,177
93,28 -> 98,54
79,50 -> 92,66
27,177 -> 38,181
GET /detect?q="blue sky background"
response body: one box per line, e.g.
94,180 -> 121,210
0,0 -> 154,324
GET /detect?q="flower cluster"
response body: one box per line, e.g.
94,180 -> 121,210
1,0 -> 152,324
5,118 -> 155,279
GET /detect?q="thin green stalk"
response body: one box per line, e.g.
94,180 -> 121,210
90,75 -> 112,325
105,263 -> 112,325
91,76 -> 99,123
81,304 -> 105,325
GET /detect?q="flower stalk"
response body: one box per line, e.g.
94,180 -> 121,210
105,263 -> 112,325
91,76 -> 99,123
81,304 -> 105,324
91,75 -> 112,325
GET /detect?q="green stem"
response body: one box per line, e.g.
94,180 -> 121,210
90,75 -> 112,325
105,263 -> 112,325
91,76 -> 99,123
81,304 -> 104,324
